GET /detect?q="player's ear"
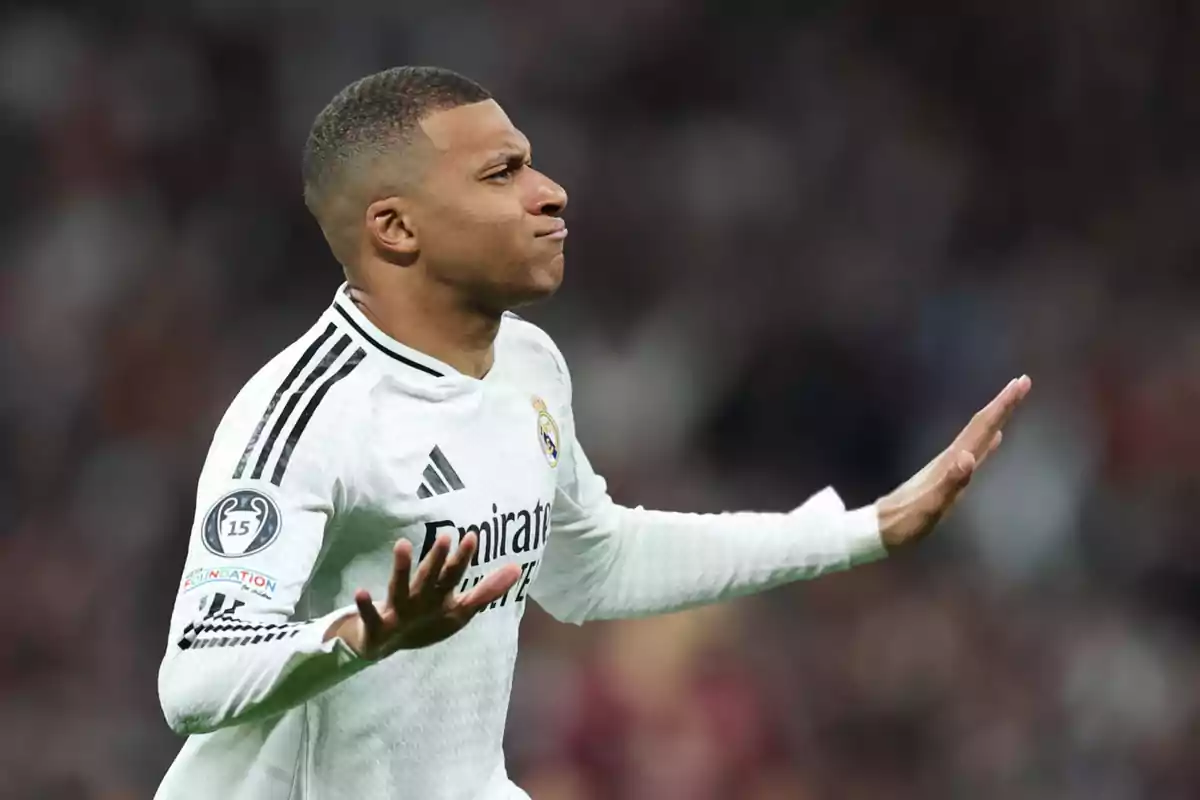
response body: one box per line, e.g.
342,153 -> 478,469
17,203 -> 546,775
366,196 -> 419,263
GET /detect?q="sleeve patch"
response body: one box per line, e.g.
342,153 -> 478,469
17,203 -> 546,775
180,565 -> 279,600
201,489 -> 283,558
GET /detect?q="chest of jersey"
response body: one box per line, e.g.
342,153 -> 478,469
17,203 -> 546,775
314,368 -> 565,612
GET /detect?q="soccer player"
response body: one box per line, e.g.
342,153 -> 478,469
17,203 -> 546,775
154,66 -> 1030,799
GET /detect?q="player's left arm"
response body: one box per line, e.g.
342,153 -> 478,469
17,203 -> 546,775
531,352 -> 1031,624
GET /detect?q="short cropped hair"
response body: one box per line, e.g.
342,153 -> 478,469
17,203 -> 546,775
302,66 -> 492,213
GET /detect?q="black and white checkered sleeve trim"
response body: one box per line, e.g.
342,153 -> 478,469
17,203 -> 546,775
176,592 -> 311,651
181,627 -> 305,651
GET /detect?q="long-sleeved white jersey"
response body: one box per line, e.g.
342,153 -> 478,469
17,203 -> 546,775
154,285 -> 887,800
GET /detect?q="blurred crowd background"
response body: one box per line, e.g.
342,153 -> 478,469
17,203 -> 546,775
2,1 -> 1199,798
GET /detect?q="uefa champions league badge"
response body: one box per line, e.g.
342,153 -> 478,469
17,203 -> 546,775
201,489 -> 283,557
532,396 -> 560,467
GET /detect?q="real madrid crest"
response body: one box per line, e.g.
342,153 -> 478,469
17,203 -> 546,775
202,488 -> 283,558
532,396 -> 560,467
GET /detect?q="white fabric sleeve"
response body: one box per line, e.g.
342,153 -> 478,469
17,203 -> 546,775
157,386 -> 368,735
530,359 -> 888,625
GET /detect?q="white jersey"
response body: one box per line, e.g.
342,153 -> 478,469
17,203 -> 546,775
154,285 -> 887,800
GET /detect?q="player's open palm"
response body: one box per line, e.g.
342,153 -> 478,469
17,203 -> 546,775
329,534 -> 521,659
877,375 -> 1032,549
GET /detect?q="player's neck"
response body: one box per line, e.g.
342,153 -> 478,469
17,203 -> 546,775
345,277 -> 499,380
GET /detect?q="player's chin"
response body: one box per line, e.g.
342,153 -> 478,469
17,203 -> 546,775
511,255 -> 564,306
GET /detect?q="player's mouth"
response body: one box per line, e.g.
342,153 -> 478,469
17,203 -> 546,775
535,220 -> 568,240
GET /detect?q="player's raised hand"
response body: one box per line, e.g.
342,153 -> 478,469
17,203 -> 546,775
326,534 -> 521,659
876,375 -> 1032,549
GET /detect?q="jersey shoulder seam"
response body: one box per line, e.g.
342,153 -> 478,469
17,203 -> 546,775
501,313 -> 570,387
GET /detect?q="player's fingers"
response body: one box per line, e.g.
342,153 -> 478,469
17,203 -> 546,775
457,564 -> 521,613
988,375 -> 1030,432
963,380 -> 1015,445
989,375 -> 1031,429
973,430 -> 1004,468
387,539 -> 413,613
437,533 -> 477,594
412,535 -> 451,599
959,376 -> 1030,454
355,590 -> 384,641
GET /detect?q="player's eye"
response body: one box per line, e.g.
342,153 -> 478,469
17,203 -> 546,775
485,159 -> 532,183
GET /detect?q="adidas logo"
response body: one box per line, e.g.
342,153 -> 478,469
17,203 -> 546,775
416,446 -> 465,498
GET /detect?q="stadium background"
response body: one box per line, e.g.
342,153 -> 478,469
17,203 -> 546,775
2,1 -> 1198,797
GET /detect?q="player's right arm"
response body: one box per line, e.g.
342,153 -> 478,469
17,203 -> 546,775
158,339 -> 517,736
156,377 -> 366,735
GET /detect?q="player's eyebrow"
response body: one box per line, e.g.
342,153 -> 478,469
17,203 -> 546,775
479,143 -> 532,170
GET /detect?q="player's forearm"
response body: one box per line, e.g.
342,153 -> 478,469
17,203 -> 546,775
158,606 -> 368,735
538,488 -> 885,623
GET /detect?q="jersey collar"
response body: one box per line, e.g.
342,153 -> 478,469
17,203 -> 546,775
331,284 -> 463,380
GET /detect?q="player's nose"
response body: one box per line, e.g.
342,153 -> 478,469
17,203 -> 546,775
531,172 -> 568,217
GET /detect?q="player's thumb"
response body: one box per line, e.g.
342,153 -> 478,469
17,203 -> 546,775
945,450 -> 977,494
